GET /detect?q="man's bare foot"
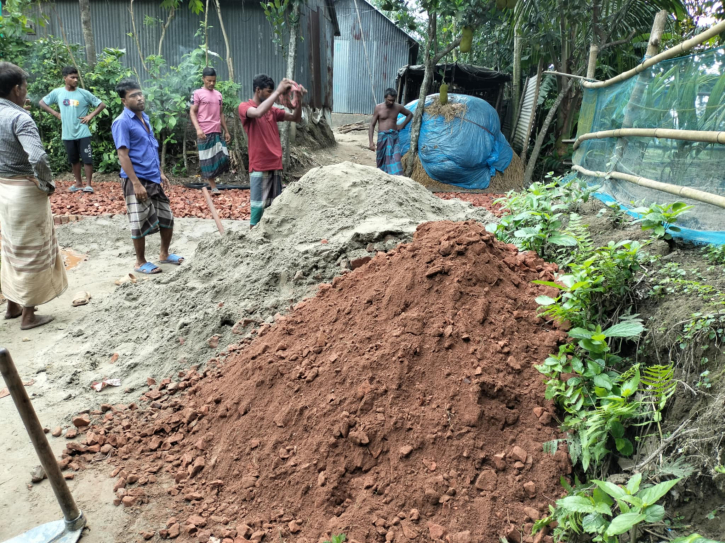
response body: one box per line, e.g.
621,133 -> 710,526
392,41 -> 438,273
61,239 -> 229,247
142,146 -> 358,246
4,300 -> 23,320
20,308 -> 55,330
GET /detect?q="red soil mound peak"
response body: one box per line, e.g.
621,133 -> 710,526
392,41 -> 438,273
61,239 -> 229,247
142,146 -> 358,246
80,221 -> 572,543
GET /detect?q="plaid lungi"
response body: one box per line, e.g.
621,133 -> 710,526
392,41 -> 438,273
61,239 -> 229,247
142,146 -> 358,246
121,177 -> 174,239
0,176 -> 68,307
197,132 -> 230,179
250,170 -> 282,226
376,129 -> 403,176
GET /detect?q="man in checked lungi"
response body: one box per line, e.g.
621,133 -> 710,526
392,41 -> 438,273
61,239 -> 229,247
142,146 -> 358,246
0,62 -> 67,330
111,79 -> 184,275
369,88 -> 413,175
190,67 -> 230,195
238,74 -> 306,227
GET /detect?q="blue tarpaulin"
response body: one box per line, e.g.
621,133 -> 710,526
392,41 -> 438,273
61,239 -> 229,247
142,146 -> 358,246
398,93 -> 513,190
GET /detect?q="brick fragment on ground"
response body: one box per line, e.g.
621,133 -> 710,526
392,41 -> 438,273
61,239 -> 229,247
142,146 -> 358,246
50,180 -> 251,221
72,414 -> 90,427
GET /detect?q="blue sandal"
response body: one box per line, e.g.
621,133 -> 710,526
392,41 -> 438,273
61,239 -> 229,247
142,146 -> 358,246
134,262 -> 161,274
68,185 -> 81,193
159,254 -> 184,265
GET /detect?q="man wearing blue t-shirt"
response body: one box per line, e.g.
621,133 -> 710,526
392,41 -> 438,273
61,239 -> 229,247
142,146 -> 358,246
39,66 -> 105,193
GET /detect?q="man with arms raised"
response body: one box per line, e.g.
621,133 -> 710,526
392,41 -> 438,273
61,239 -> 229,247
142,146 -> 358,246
111,79 -> 183,274
369,88 -> 413,176
238,74 -> 306,227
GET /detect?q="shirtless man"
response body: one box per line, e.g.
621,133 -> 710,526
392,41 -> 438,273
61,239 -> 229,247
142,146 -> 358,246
368,88 -> 412,175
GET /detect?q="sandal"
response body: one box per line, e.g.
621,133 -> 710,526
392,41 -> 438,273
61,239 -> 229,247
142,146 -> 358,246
134,262 -> 162,274
159,254 -> 184,265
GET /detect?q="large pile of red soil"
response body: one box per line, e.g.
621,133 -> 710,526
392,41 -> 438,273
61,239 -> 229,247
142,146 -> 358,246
50,180 -> 251,220
61,221 -> 571,543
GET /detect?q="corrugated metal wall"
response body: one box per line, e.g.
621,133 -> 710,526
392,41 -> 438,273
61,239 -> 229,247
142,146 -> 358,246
35,0 -> 334,108
333,0 -> 417,114
512,75 -> 538,152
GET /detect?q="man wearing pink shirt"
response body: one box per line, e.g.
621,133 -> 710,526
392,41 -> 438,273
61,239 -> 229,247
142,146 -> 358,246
190,67 -> 230,194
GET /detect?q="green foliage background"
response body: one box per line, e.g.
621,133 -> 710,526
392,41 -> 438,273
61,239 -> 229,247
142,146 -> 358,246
0,21 -> 240,175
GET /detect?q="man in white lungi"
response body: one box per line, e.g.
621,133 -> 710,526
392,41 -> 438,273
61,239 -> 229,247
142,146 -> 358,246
0,62 -> 67,330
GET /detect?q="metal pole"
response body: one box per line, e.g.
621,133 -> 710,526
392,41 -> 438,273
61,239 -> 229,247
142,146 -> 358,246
0,348 -> 85,531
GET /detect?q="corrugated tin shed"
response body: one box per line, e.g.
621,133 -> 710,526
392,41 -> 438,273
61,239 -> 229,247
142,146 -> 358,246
33,0 -> 337,109
333,0 -> 418,114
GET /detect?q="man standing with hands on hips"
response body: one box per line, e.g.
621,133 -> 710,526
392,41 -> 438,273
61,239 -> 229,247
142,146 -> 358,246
39,66 -> 105,193
111,78 -> 183,275
238,74 -> 306,227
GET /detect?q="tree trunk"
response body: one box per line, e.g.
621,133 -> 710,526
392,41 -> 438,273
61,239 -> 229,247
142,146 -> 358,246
282,0 -> 301,172
524,79 -> 574,185
405,13 -> 436,177
183,119 -> 189,172
512,23 -> 522,122
78,0 -> 96,67
611,10 -> 667,169
586,0 -> 603,79
55,7 -> 85,88
161,140 -> 167,172
158,8 -> 176,57
213,0 -> 234,79
404,12 -> 462,177
204,0 -> 210,66
233,116 -> 246,181
129,0 -> 148,73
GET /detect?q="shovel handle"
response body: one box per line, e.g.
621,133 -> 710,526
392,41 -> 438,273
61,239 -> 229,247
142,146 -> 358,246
0,348 -> 85,530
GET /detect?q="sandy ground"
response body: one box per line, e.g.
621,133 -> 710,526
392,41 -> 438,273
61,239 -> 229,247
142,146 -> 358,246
0,216 -> 245,542
0,129 -> 374,542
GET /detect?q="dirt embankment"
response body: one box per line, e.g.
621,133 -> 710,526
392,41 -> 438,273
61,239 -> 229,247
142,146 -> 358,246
58,220 -> 571,543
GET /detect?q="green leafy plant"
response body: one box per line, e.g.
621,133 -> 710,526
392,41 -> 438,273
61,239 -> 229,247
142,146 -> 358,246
534,240 -> 643,329
632,202 -> 693,241
323,535 -> 347,543
672,535 -> 723,543
598,202 -> 630,229
640,364 -> 676,434
536,318 -> 645,470
702,244 -> 725,266
539,474 -> 682,543
487,175 -> 599,262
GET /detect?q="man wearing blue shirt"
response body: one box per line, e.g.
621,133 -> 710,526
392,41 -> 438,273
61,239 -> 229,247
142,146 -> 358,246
111,79 -> 183,275
39,66 -> 105,193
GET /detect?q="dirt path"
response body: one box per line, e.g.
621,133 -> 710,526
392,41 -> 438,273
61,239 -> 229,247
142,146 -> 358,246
0,216 -> 245,542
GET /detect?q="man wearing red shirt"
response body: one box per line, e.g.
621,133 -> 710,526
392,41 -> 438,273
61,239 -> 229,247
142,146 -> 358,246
238,74 -> 306,227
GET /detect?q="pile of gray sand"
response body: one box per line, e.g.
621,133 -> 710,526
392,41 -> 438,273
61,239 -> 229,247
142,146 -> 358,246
39,162 -> 495,407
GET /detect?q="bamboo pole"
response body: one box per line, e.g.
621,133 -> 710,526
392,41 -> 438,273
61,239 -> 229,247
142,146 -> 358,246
573,128 -> 725,150
572,164 -> 725,209
543,71 -> 596,82
582,20 -> 725,89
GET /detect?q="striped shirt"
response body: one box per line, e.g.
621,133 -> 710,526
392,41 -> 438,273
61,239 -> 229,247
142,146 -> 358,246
0,98 -> 54,193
